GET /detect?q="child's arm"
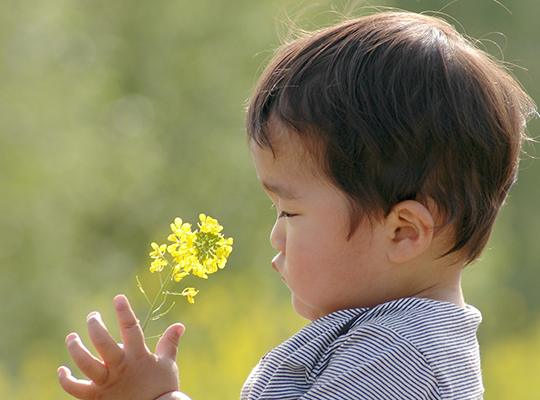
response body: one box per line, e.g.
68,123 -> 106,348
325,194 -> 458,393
58,294 -> 192,400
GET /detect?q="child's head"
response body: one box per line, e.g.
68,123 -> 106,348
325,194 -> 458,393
247,11 -> 536,266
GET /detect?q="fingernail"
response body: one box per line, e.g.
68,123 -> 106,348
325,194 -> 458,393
57,367 -> 66,378
114,294 -> 127,307
66,333 -> 78,345
87,311 -> 102,322
178,324 -> 186,336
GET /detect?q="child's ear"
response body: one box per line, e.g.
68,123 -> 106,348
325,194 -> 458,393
385,200 -> 434,264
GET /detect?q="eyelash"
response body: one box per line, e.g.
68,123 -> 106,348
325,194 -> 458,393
270,204 -> 295,218
280,211 -> 295,218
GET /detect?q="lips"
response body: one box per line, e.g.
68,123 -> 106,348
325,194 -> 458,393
271,261 -> 279,272
271,253 -> 282,272
272,254 -> 287,283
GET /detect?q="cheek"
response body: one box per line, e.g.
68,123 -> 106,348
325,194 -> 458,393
287,238 -> 331,280
286,227 -> 319,259
287,221 -> 345,266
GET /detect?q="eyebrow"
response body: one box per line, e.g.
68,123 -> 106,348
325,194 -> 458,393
261,181 -> 300,200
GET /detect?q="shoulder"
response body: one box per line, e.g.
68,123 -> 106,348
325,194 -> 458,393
318,298 -> 483,399
365,296 -> 482,329
347,298 -> 482,368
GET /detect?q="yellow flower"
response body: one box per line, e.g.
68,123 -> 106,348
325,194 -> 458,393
150,257 -> 168,273
167,220 -> 196,265
217,237 -> 234,261
141,214 -> 233,333
181,287 -> 199,304
173,268 -> 189,282
198,213 -> 224,234
149,242 -> 167,258
170,218 -> 192,239
149,242 -> 168,272
185,215 -> 233,278
163,215 -> 233,279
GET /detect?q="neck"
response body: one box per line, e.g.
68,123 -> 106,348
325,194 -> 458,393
413,282 -> 465,307
409,253 -> 466,307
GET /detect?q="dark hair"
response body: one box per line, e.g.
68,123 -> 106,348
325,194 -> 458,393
247,11 -> 536,264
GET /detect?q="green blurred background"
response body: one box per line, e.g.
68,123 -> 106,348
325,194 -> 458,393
0,0 -> 538,398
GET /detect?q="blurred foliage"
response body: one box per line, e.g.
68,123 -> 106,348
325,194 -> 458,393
0,0 -> 538,399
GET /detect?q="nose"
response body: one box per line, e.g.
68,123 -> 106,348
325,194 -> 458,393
270,217 -> 286,253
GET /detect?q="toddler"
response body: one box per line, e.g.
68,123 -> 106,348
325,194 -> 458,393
58,11 -> 536,400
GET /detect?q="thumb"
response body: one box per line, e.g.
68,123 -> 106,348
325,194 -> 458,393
155,323 -> 185,361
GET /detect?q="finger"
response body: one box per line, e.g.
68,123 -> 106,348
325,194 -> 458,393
86,311 -> 125,369
155,323 -> 185,361
65,333 -> 108,384
57,365 -> 96,400
114,294 -> 148,356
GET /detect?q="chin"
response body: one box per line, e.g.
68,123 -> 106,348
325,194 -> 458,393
292,295 -> 323,321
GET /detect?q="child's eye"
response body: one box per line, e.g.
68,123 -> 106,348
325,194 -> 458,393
279,211 -> 295,218
270,204 -> 295,218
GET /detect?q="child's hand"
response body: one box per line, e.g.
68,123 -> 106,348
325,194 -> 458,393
58,294 -> 191,400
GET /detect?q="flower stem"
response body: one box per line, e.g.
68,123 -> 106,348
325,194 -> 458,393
141,266 -> 175,333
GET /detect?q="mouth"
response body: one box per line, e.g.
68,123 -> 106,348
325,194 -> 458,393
271,253 -> 282,273
271,261 -> 279,272
271,256 -> 286,283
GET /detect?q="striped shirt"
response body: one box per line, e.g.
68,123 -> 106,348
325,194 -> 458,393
241,297 -> 483,399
